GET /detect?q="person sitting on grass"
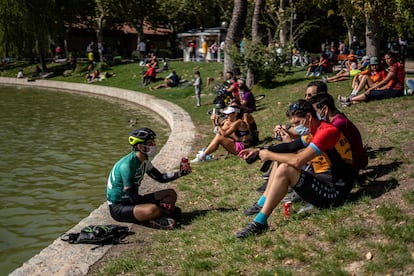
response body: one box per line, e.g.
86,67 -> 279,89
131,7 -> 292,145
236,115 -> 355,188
191,106 -> 250,163
323,54 -> 360,83
149,71 -> 180,91
236,100 -> 356,238
338,56 -> 386,103
338,52 -> 405,106
106,128 -> 191,230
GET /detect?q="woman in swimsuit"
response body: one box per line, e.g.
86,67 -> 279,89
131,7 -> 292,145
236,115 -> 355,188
191,106 -> 250,163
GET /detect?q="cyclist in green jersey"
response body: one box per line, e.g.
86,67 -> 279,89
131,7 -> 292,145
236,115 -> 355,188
106,128 -> 191,230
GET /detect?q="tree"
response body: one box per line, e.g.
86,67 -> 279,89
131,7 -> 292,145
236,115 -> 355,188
246,0 -> 266,87
224,0 -> 248,74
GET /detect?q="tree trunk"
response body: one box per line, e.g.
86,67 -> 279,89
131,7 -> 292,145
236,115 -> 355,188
96,16 -> 104,63
364,10 -> 380,58
278,0 -> 288,48
247,0 -> 265,87
224,0 -> 248,74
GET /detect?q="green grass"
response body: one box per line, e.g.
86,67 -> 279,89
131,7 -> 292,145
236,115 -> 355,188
2,60 -> 414,275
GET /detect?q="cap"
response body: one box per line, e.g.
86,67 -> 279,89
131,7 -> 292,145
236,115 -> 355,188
347,54 -> 355,59
370,57 -> 378,65
222,106 -> 240,114
362,56 -> 369,61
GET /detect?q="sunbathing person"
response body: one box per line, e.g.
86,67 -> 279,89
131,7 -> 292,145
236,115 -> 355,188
323,54 -> 360,83
191,106 -> 250,163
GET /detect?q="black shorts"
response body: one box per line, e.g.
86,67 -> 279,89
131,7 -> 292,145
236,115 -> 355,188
109,193 -> 159,223
293,168 -> 352,208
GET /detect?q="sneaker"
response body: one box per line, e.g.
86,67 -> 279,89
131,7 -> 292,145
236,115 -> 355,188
236,221 -> 268,239
337,95 -> 348,103
314,71 -> 320,77
256,181 -> 267,193
297,203 -> 315,214
190,152 -> 205,163
148,217 -> 176,230
243,202 -> 262,216
282,190 -> 301,203
321,76 -> 327,83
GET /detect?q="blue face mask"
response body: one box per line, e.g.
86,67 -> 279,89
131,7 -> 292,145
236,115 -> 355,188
294,118 -> 309,135
294,124 -> 310,135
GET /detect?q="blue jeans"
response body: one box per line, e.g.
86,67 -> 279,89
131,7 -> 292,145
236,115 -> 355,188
406,79 -> 414,90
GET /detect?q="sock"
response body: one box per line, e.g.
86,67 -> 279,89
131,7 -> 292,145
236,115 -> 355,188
257,195 -> 266,207
254,211 -> 268,225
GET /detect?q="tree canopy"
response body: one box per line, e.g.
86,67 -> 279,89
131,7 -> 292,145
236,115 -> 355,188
0,0 -> 412,62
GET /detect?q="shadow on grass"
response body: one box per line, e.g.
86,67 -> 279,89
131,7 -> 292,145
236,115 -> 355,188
179,207 -> 237,226
349,160 -> 402,202
366,146 -> 394,159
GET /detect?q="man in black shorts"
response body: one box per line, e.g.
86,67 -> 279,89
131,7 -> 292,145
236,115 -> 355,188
237,100 -> 356,238
106,128 -> 191,230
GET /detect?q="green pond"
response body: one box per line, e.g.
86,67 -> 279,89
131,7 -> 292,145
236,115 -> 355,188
0,85 -> 169,275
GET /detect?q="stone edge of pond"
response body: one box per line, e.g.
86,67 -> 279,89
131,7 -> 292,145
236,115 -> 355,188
0,77 -> 196,276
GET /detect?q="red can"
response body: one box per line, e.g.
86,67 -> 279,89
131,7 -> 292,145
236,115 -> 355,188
180,157 -> 191,174
284,201 -> 292,218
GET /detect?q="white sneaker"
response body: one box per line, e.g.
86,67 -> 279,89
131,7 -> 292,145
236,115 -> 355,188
408,89 -> 413,95
321,76 -> 327,83
190,152 -> 205,163
338,95 -> 348,103
314,72 -> 320,77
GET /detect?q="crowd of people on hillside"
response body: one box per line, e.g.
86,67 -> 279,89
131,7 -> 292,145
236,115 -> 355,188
10,36 -> 410,240
105,38 -> 413,241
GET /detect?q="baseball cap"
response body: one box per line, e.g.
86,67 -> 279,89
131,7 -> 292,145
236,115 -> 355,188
370,57 -> 378,65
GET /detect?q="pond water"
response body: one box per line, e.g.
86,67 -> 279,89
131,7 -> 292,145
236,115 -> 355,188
0,86 -> 169,275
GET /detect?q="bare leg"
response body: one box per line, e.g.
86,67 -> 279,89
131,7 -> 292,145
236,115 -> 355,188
261,163 -> 301,216
133,204 -> 161,221
204,135 -> 237,155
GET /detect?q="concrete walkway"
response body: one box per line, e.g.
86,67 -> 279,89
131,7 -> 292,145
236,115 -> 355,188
0,77 -> 196,276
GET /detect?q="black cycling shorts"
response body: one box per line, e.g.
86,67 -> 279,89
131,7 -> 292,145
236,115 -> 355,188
293,169 -> 352,208
109,193 -> 158,223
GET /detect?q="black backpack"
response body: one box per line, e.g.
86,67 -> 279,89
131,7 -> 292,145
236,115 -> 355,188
61,224 -> 132,250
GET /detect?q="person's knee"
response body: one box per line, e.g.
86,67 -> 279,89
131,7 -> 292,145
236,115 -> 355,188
165,189 -> 178,201
134,204 -> 160,221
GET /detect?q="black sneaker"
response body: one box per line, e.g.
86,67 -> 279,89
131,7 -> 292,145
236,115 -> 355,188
148,217 -> 177,230
236,221 -> 269,239
243,202 -> 262,216
256,181 -> 267,193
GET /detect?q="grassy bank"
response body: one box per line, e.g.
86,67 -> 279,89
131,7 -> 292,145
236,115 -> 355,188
3,60 -> 414,275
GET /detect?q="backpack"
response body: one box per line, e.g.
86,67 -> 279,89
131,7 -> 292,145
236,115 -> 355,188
61,224 -> 132,250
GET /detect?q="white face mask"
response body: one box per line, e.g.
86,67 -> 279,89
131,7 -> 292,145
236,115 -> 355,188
144,145 -> 158,157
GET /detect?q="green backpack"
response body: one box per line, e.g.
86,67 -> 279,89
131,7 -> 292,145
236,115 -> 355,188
61,224 -> 132,249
